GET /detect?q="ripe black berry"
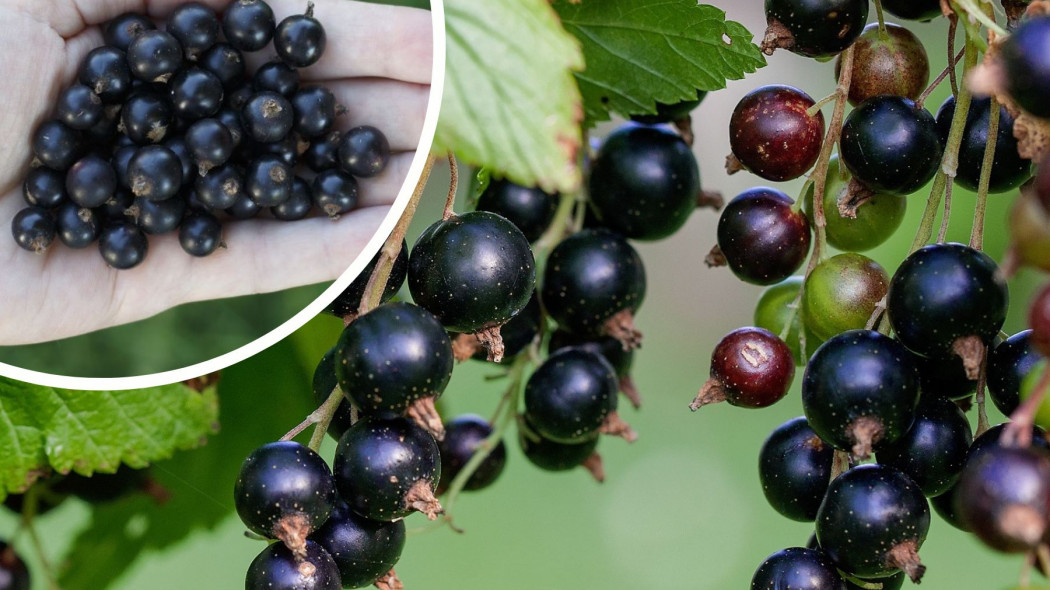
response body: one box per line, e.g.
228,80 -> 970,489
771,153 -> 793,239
79,46 -> 132,103
540,229 -> 645,347
758,417 -> 834,522
127,145 -> 183,201
121,89 -> 175,144
275,4 -> 327,67
227,192 -> 262,219
32,120 -> 83,170
234,441 -> 336,547
876,396 -> 973,496
179,212 -> 223,256
11,207 -> 56,253
246,155 -> 293,206
199,43 -> 246,89
691,327 -> 795,410
132,194 -> 187,234
56,85 -> 103,130
222,0 -> 276,52
437,414 -> 507,494
456,291 -> 542,363
66,154 -> 117,208
324,239 -> 409,318
1000,16 -> 1050,118
273,177 -> 313,221
127,30 -> 183,82
245,539 -> 341,590
303,131 -> 340,172
195,164 -> 244,209
334,302 -> 453,426
55,204 -> 101,248
98,222 -> 148,269
802,330 -> 920,460
988,330 -> 1042,416
840,96 -> 942,195
333,415 -> 442,521
22,167 -> 67,208
253,61 -> 301,97
242,91 -> 294,142
548,327 -> 638,406
715,187 -> 811,285
185,118 -> 233,175
0,541 -> 30,590
408,211 -> 536,347
163,137 -> 195,185
103,13 -> 154,51
913,351 -> 976,401
476,179 -> 558,242
880,0 -> 942,21
337,126 -> 390,178
836,23 -> 929,106
519,419 -> 603,479
729,85 -> 824,182
750,547 -> 846,590
524,347 -> 629,444
887,242 -> 1008,373
169,67 -> 224,120
166,2 -> 220,61
935,96 -> 1031,193
310,499 -> 405,589
216,108 -> 245,148
290,87 -> 336,139
816,464 -> 930,582
588,124 -> 700,240
312,169 -> 358,218
762,0 -> 868,58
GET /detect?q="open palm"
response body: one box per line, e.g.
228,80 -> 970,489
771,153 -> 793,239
0,0 -> 432,345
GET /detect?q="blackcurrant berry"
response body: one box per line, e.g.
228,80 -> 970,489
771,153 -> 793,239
715,187 -> 811,285
524,347 -> 631,444
802,330 -> 920,460
805,536 -> 907,590
22,167 -> 67,208
333,415 -> 442,521
216,108 -> 245,148
196,164 -> 244,209
131,194 -> 187,235
164,137 -> 195,186
227,192 -> 262,219
273,176 -> 314,221
199,43 -> 246,89
988,330 -> 1042,415
127,30 -> 183,82
758,417 -> 834,522
836,23 -> 929,106
11,207 -> 56,253
762,0 -> 868,58
275,4 -> 327,67
750,547 -> 846,590
408,211 -> 536,353
185,118 -> 234,175
66,154 -> 117,208
55,203 -> 100,249
334,302 -> 453,429
816,464 -> 930,582
475,179 -> 558,243
887,242 -> 1008,375
245,154 -> 293,206
548,327 -> 639,407
235,441 -> 336,547
303,131 -> 341,172
290,86 -> 336,139
729,85 -> 824,182
801,253 -> 888,340
242,91 -> 294,142
455,291 -> 542,363
540,228 -> 645,348
127,145 -> 183,201
32,120 -> 83,170
103,13 -> 154,51
120,89 -> 175,144
876,396 -> 973,496
179,212 -> 223,257
244,539 -> 340,590
86,103 -> 121,144
254,60 -> 301,96
252,132 -> 305,167
588,124 -> 700,240
954,445 -> 1050,552
312,346 -> 354,441
0,541 -> 30,590
912,350 -> 977,401
309,499 -> 405,589
100,190 -> 135,221
169,67 -> 224,120
519,419 -> 603,480
166,2 -> 220,60
880,0 -> 942,21
1000,16 -> 1050,119
312,169 -> 358,218
323,239 -> 409,318
691,327 -> 795,410
337,126 -> 390,178
935,95 -> 1031,192
98,222 -> 148,269
840,96 -> 942,195
222,0 -> 276,52
55,84 -> 103,130
437,414 -> 507,494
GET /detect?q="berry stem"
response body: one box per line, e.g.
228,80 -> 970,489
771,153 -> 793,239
937,183 -> 953,243
947,14 -> 960,98
916,47 -> 965,109
974,346 -> 990,437
969,95 -> 1000,251
872,0 -> 888,39
442,152 -> 458,221
306,386 -> 346,453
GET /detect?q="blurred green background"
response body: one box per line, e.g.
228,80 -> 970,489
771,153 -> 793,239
2,3 -> 1047,590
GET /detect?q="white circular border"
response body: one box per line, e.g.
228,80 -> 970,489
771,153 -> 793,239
0,0 -> 447,391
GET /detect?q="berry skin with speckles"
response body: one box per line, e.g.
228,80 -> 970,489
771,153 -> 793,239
729,85 -> 824,182
750,547 -> 846,590
692,327 -> 795,410
244,539 -> 341,590
309,500 -> 405,589
758,417 -> 833,522
716,187 -> 811,286
523,347 -> 622,444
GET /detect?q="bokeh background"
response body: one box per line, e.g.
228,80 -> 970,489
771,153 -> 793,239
2,2 -> 1046,589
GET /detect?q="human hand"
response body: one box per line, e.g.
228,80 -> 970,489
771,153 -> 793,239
0,0 -> 432,345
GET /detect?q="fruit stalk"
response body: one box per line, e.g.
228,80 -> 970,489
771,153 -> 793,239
442,152 -> 459,220
969,89 -> 1001,251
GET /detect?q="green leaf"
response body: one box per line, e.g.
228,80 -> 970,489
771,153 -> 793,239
0,379 -> 219,496
554,0 -> 765,124
434,0 -> 585,194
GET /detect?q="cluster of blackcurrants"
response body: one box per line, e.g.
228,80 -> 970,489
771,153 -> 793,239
672,1 -> 1050,588
14,0 -> 389,269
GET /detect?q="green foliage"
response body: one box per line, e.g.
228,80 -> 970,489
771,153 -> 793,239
0,380 -> 219,496
435,0 -> 585,194
554,0 -> 766,124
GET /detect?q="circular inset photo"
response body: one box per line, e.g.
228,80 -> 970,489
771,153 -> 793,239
0,0 -> 441,381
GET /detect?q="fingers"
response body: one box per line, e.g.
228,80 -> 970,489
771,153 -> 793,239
325,78 -> 429,151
